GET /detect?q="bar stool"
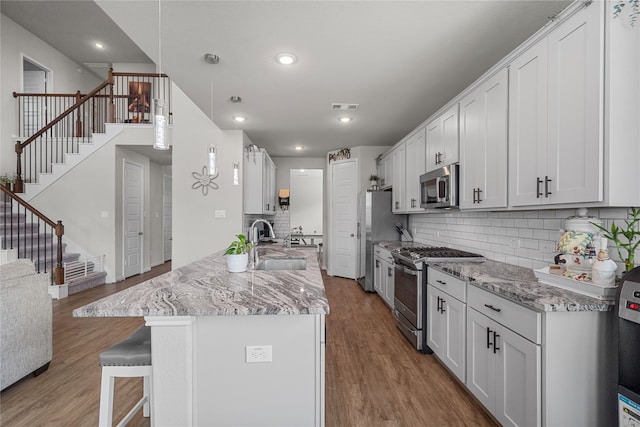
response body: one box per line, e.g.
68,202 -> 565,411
98,325 -> 152,427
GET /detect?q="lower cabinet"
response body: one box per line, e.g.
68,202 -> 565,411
374,246 -> 394,308
427,285 -> 466,382
466,307 -> 541,427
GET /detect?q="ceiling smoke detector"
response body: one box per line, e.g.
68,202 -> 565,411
331,103 -> 359,111
204,53 -> 220,64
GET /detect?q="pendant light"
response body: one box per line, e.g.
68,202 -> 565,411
153,0 -> 169,150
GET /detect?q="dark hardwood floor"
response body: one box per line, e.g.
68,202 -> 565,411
0,263 -> 497,426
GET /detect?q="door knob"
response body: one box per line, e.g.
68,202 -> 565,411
138,232 -> 144,236
350,233 -> 355,237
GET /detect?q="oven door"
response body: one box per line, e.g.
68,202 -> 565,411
393,261 -> 423,350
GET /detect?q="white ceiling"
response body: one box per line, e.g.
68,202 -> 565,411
2,0 -> 572,158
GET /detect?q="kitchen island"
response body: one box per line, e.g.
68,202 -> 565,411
74,246 -> 329,427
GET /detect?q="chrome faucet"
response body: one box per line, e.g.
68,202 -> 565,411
249,219 -> 276,264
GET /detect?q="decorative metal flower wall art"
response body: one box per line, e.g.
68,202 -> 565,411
192,166 -> 219,195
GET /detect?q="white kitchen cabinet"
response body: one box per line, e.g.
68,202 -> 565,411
459,68 -> 508,209
244,148 -> 277,215
404,127 -> 426,212
426,104 -> 459,172
427,285 -> 466,382
378,153 -> 393,189
509,2 -> 603,207
391,143 -> 406,213
466,291 -> 541,427
373,245 -> 394,308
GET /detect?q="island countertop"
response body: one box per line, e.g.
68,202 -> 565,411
73,246 -> 329,318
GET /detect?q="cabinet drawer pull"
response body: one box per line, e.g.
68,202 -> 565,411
477,188 -> 482,203
493,331 -> 500,354
545,176 -> 552,197
484,304 -> 501,312
436,280 -> 447,285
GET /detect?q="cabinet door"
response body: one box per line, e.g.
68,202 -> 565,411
443,296 -> 466,382
425,119 -> 441,173
546,1 -> 603,205
405,128 -> 426,212
244,151 -> 265,214
494,324 -> 541,427
441,104 -> 459,166
508,39 -> 548,207
427,285 -> 446,356
383,261 -> 394,308
466,308 -> 495,411
269,159 -> 277,213
373,257 -> 383,295
392,144 -> 406,213
383,155 -> 393,189
459,88 -> 483,208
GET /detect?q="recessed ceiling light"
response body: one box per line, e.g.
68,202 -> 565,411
276,53 -> 297,65
232,115 -> 246,122
294,145 -> 303,151
94,42 -> 104,49
338,117 -> 353,123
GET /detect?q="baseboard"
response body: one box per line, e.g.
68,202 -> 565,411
48,284 -> 68,300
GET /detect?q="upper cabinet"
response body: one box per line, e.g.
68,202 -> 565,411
459,68 -> 508,210
244,148 -> 277,215
426,104 -> 459,173
391,143 -> 406,214
378,152 -> 393,190
405,127 -> 427,213
508,2 -> 603,207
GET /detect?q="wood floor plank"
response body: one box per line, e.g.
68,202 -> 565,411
1,263 -> 497,426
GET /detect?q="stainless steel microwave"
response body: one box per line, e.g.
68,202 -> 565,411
420,164 -> 459,209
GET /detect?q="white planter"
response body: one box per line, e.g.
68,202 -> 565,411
226,253 -> 248,273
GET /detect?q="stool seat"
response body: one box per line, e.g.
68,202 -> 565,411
99,326 -> 152,427
100,326 -> 151,366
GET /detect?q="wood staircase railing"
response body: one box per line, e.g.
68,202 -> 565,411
1,185 -> 64,285
12,69 -> 171,193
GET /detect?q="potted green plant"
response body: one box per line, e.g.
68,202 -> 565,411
0,173 -> 14,191
224,234 -> 253,272
591,207 -> 640,273
369,174 -> 379,190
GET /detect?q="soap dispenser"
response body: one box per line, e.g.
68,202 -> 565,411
591,237 -> 618,286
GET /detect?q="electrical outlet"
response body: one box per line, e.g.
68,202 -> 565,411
510,238 -> 522,249
246,345 -> 272,363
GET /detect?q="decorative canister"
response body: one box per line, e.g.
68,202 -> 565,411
591,238 -> 618,286
555,208 -> 603,274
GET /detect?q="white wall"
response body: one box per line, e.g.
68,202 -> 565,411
409,207 -> 639,274
0,14 -> 102,173
272,157 -> 325,191
171,86 -> 244,269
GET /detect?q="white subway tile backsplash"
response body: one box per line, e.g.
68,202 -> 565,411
409,207 -> 636,271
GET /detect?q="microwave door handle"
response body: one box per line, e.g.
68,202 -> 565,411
435,176 -> 444,203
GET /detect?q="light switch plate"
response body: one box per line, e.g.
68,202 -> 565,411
215,210 -> 226,218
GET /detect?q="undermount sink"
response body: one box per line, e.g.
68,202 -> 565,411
254,258 -> 307,271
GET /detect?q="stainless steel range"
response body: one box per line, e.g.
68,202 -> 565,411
391,246 -> 483,353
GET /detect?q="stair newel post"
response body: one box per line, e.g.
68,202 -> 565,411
108,68 -> 115,124
74,90 -> 83,138
54,221 -> 65,285
14,141 -> 24,194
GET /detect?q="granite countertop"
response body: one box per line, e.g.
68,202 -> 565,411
431,259 -> 614,313
73,246 -> 329,318
376,241 -> 418,250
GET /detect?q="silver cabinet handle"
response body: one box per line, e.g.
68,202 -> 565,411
545,176 -> 552,197
536,177 -> 543,198
138,232 -> 144,236
350,233 -> 355,237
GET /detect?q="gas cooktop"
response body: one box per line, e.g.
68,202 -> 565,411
392,246 -> 484,265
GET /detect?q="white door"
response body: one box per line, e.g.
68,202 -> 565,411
330,159 -> 358,279
163,174 -> 172,262
124,161 -> 143,278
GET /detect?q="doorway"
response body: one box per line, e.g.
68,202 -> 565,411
22,56 -> 51,137
123,160 -> 144,278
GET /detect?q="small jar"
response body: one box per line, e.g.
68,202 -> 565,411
591,238 -> 617,286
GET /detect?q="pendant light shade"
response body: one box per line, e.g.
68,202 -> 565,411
153,98 -> 169,150
208,145 -> 217,175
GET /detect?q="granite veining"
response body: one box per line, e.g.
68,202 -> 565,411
431,259 -> 614,313
73,246 -> 329,318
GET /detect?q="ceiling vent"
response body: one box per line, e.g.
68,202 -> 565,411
331,103 -> 359,111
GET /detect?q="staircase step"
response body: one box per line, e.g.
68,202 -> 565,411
33,252 -> 81,272
1,232 -> 54,246
67,271 -> 107,295
0,223 -> 41,233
